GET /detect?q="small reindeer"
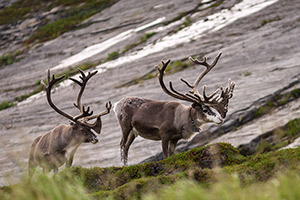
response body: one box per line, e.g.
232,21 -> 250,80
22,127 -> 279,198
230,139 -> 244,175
114,52 -> 235,165
28,69 -> 111,175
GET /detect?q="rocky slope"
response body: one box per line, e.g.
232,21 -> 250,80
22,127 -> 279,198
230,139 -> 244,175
0,0 -> 299,185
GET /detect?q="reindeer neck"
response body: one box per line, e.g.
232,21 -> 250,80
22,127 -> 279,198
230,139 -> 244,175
189,107 -> 200,132
55,125 -> 81,151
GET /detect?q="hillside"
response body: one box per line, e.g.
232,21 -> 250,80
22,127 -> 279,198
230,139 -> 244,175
0,0 -> 299,186
2,142 -> 300,199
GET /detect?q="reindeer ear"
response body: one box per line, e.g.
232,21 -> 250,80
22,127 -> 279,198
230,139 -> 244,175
91,116 -> 102,134
191,103 -> 201,109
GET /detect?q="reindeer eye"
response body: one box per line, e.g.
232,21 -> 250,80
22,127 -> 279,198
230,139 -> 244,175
203,108 -> 208,113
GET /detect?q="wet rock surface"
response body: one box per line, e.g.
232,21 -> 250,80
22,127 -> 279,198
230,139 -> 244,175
0,0 -> 300,185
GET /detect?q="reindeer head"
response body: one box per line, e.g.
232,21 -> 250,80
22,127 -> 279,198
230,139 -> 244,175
42,69 -> 112,144
155,52 -> 235,125
70,121 -> 99,144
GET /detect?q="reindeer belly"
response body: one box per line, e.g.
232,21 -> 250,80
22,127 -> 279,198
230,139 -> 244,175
132,122 -> 161,140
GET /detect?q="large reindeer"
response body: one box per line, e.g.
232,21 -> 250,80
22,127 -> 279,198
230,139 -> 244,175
114,52 -> 235,165
28,69 -> 111,175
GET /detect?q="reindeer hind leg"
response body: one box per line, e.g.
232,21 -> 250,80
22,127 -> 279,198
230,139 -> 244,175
120,125 -> 132,165
123,132 -> 136,166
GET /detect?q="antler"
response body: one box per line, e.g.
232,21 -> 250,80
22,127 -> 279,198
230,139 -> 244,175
69,69 -> 112,133
81,101 -> 112,134
85,101 -> 112,121
69,69 -> 97,114
155,60 -> 197,103
211,79 -> 235,117
155,52 -> 235,116
181,52 -> 222,102
42,70 -> 93,122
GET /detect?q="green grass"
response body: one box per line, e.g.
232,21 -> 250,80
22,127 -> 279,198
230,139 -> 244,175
209,0 -> 224,8
121,32 -> 157,54
139,32 -> 157,43
25,0 -> 118,45
144,170 -> 300,200
0,101 -> 16,111
243,71 -> 252,76
254,88 -> 300,118
254,118 -> 300,155
105,50 -> 120,61
261,16 -> 282,27
0,62 -> 97,111
0,50 -> 23,67
0,171 -> 89,200
115,59 -> 191,88
3,143 -> 300,199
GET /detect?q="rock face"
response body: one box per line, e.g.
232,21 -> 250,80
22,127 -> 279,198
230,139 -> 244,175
0,0 -> 300,185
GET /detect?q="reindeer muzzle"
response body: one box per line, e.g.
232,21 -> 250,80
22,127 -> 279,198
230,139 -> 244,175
89,137 -> 99,144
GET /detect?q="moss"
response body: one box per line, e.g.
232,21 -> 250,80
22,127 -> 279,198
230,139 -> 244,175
11,62 -> 97,104
92,172 -> 186,200
225,147 -> 300,183
243,71 -> 252,76
24,0 -> 119,45
0,50 -> 23,67
0,101 -> 16,111
62,143 -> 243,196
173,17 -> 193,33
261,16 -> 282,27
250,118 -> 300,155
121,32 -> 157,54
139,32 -> 157,43
254,88 -> 300,118
115,58 -> 192,88
105,50 -> 119,61
5,143 -> 300,199
208,0 -> 224,8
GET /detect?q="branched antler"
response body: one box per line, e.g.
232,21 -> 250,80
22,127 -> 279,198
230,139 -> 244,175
69,69 -> 97,113
42,70 -> 92,122
155,52 -> 235,117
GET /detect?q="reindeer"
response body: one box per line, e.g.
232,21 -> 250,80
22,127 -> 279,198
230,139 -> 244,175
114,52 -> 235,165
28,69 -> 111,175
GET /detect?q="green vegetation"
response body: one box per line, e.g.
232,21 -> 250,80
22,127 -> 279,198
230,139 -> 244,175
173,16 -> 193,33
25,0 -> 118,45
243,71 -> 252,76
253,118 -> 300,155
209,0 -> 224,8
0,0 -> 118,44
0,62 -> 97,111
0,50 -> 23,67
145,171 -> 300,200
105,50 -> 120,61
261,16 -> 282,27
115,59 -> 191,88
122,32 -> 157,54
3,142 -> 300,199
254,88 -> 300,118
17,62 -> 97,102
139,32 -> 157,43
0,101 -> 16,111
0,172 -> 89,200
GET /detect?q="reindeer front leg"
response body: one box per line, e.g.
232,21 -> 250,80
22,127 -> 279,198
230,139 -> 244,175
168,139 -> 179,157
66,145 -> 80,168
161,130 -> 172,158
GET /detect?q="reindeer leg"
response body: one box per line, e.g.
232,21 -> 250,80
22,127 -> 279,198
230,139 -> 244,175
66,145 -> 80,168
120,124 -> 132,164
123,132 -> 136,166
27,162 -> 37,178
168,139 -> 179,157
161,133 -> 171,159
53,166 -> 58,174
